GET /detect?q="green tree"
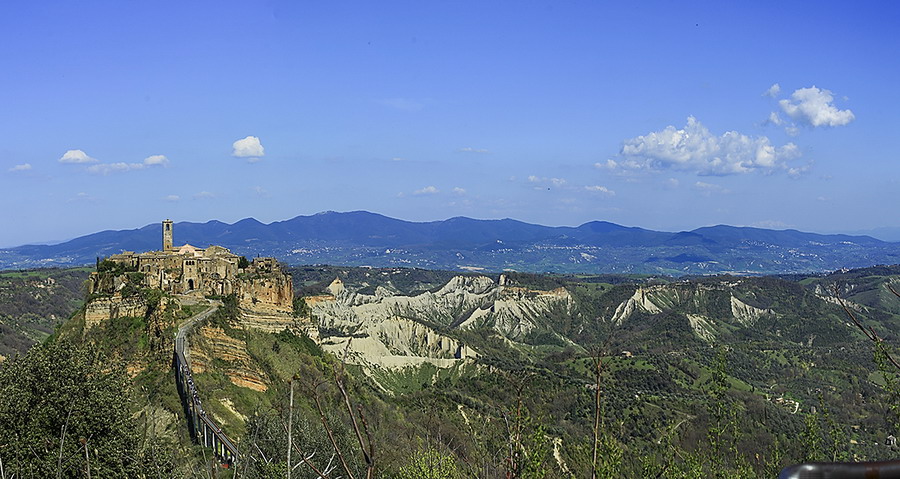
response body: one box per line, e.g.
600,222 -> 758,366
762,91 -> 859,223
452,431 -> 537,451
0,340 -> 140,478
395,447 -> 463,479
238,256 -> 251,269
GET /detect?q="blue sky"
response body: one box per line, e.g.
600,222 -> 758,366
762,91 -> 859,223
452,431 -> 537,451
2,1 -> 899,247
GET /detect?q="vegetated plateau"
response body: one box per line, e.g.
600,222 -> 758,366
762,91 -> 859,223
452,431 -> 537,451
3,263 -> 900,477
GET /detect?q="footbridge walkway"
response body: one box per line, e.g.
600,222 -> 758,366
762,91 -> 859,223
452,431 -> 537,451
173,298 -> 239,466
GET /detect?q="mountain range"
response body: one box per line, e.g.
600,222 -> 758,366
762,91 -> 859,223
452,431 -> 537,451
2,211 -> 898,275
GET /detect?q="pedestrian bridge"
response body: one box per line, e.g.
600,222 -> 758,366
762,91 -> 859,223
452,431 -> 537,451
173,300 -> 238,466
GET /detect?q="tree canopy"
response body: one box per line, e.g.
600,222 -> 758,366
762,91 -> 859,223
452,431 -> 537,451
0,339 -> 141,478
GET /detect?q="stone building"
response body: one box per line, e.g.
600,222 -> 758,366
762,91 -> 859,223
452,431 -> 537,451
90,220 -> 289,301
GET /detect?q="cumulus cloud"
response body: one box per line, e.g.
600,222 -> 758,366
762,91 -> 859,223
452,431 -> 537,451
8,163 -> 31,172
164,195 -> 180,202
584,185 -> 615,195
785,125 -> 800,137
452,187 -> 467,195
618,116 -> 800,176
778,86 -> 854,127
86,154 -> 169,175
413,186 -> 439,195
458,147 -> 490,153
59,149 -> 97,163
232,136 -> 265,159
143,154 -> 169,166
528,176 -> 567,187
594,159 -> 618,170
763,83 -> 781,98
765,111 -> 784,126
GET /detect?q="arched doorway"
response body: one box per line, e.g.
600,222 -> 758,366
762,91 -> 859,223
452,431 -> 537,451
188,279 -> 195,291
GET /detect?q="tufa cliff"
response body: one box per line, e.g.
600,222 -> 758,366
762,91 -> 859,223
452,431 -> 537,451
309,274 -> 575,370
609,281 -> 773,341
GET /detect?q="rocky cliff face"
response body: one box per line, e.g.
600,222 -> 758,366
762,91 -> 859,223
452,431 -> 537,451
83,294 -> 149,328
238,274 -> 293,315
609,282 -> 773,341
310,275 -> 573,369
190,325 -> 268,392
235,261 -> 306,338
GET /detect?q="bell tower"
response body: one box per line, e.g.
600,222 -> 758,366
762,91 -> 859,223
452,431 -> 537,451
162,219 -> 173,251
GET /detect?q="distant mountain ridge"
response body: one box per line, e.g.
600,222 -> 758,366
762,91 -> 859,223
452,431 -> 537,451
1,211 -> 897,275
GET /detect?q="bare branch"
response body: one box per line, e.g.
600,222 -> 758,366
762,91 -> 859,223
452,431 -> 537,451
833,283 -> 900,372
279,420 -> 332,479
56,407 -> 73,479
312,385 -> 355,479
333,364 -> 374,477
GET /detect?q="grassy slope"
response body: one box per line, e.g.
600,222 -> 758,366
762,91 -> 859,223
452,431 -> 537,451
0,267 -> 91,358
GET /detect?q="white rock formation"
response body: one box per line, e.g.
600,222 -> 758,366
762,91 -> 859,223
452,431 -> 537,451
310,275 -> 573,369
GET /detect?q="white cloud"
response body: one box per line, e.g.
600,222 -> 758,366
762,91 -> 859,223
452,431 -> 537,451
232,136 -> 265,159
765,111 -> 784,126
778,86 -> 854,127
452,187 -> 467,195
528,176 -> 567,187
8,163 -> 31,172
585,185 -> 615,195
193,191 -> 215,199
458,147 -> 490,153
59,149 -> 97,164
78,154 -> 170,175
619,116 -> 800,176
164,195 -> 180,202
253,186 -> 269,197
694,181 -> 730,195
143,154 -> 169,166
413,186 -> 439,195
763,83 -> 781,98
779,143 -> 801,160
666,178 -> 680,188
594,159 -> 618,170
87,162 -> 134,175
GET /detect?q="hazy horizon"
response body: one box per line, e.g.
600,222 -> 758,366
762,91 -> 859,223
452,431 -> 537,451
5,209 -> 900,250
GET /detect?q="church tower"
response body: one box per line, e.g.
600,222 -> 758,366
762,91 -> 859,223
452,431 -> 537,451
163,219 -> 173,251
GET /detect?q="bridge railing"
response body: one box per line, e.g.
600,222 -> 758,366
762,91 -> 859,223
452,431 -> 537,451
173,308 -> 238,466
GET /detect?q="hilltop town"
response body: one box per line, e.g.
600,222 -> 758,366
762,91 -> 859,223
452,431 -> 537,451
84,220 -> 298,332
